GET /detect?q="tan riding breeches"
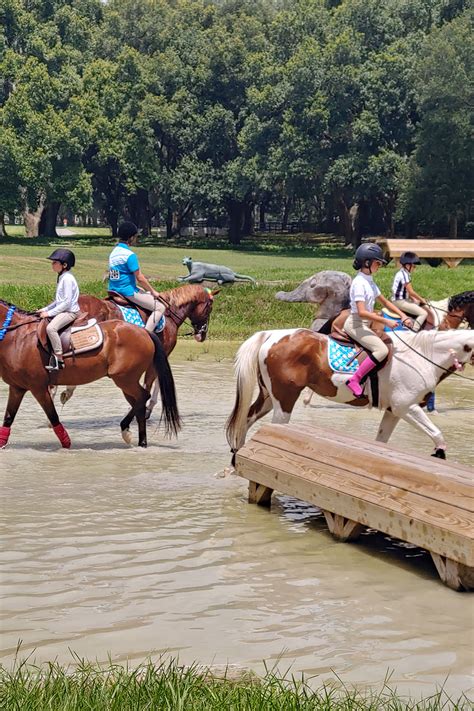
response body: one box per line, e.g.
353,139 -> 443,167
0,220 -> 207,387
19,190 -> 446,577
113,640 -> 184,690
127,291 -> 165,332
393,299 -> 427,332
343,313 -> 389,363
46,312 -> 77,355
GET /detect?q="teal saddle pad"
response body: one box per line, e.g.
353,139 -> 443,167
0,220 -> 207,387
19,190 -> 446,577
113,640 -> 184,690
327,338 -> 358,373
117,305 -> 165,333
118,305 -> 145,327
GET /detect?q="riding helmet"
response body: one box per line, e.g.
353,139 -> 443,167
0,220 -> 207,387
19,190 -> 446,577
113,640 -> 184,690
353,243 -> 387,269
47,248 -> 76,269
118,221 -> 139,242
400,251 -> 421,265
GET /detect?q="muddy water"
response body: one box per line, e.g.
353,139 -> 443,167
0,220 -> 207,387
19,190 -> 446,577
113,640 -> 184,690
1,350 -> 473,698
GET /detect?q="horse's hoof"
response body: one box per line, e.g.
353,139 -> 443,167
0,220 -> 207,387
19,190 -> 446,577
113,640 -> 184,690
138,441 -> 147,448
121,428 -> 133,445
431,448 -> 446,459
60,391 -> 70,405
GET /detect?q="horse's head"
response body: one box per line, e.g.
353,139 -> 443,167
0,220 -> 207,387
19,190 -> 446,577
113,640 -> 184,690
189,287 -> 219,342
446,330 -> 474,368
448,290 -> 474,329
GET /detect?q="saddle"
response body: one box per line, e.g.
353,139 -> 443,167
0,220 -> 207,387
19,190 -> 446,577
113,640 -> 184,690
107,291 -> 150,325
320,308 -> 393,358
38,313 -> 103,357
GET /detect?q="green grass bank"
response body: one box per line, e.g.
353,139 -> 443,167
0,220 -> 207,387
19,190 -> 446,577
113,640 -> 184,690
0,658 -> 471,711
0,229 -> 472,340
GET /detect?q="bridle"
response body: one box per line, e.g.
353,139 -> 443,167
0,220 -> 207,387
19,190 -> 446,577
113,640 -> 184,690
157,293 -> 213,338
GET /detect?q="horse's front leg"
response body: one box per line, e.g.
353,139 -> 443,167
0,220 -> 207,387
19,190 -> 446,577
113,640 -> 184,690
31,386 -> 71,448
1,385 -> 27,448
398,403 -> 446,458
376,409 -> 400,443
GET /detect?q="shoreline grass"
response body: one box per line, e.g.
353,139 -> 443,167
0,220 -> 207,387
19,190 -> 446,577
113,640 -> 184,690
0,657 -> 471,710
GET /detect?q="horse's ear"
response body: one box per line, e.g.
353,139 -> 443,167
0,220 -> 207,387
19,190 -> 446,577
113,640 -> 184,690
210,289 -> 221,297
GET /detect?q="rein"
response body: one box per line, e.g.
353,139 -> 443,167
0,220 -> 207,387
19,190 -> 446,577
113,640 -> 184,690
158,293 -> 211,338
390,328 -> 474,382
0,306 -> 40,340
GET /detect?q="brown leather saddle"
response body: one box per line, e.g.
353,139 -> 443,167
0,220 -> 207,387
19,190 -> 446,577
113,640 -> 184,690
38,312 -> 103,357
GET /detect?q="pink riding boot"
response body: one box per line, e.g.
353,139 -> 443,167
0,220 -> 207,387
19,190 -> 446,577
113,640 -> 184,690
346,356 -> 378,398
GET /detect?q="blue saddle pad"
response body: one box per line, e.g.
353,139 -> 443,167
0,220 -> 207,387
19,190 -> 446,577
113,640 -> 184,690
117,306 -> 165,333
118,305 -> 145,328
327,338 -> 358,374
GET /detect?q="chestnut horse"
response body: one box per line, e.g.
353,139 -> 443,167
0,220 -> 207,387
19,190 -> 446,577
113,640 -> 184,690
0,300 -> 181,449
57,284 -> 216,416
226,328 -> 474,458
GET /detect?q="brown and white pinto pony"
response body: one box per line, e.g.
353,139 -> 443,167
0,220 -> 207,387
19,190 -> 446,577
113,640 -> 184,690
226,328 -> 474,459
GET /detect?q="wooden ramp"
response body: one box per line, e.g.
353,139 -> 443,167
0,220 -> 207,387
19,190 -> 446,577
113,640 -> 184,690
377,238 -> 474,268
235,424 -> 474,591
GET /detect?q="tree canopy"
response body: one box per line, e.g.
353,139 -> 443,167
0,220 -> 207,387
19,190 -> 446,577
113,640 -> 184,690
1,0 -> 472,242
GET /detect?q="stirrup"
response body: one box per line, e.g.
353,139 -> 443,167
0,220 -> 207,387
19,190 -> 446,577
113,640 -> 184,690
154,315 -> 165,334
45,354 -> 64,371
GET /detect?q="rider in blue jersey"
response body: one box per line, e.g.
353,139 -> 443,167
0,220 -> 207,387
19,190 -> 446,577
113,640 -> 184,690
108,222 -> 165,332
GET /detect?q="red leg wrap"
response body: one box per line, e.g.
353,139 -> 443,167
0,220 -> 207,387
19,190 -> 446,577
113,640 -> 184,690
53,423 -> 71,449
0,426 -> 11,448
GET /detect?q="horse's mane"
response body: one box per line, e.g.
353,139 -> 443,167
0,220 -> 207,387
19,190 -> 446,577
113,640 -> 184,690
448,290 -> 474,311
159,284 -> 206,307
0,298 -> 37,316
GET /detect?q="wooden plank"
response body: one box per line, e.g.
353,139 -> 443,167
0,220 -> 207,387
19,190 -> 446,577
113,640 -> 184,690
235,445 -> 474,565
322,511 -> 365,541
248,481 -> 273,506
383,239 -> 474,259
248,424 -> 474,511
430,553 -> 474,591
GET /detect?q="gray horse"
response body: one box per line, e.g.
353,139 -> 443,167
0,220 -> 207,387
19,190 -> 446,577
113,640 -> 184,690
276,270 -> 351,330
179,256 -> 256,285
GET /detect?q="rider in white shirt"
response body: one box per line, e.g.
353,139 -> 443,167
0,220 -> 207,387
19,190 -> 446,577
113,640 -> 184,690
38,249 -> 80,371
343,243 -> 412,398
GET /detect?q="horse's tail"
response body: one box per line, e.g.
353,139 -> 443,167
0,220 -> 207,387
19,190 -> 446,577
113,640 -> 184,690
226,330 -> 269,451
149,332 -> 181,437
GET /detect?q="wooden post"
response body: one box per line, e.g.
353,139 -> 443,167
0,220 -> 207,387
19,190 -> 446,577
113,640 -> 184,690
442,258 -> 463,268
430,553 -> 474,592
248,481 -> 273,507
322,510 -> 364,542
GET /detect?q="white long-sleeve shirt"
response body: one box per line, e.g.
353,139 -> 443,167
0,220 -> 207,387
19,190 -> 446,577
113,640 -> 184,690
44,271 -> 80,317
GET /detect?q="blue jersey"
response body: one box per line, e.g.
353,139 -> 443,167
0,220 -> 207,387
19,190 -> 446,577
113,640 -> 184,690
108,243 -> 140,296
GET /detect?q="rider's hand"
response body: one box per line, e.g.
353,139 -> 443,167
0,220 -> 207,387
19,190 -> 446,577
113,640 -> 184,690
388,319 -> 399,329
402,317 -> 414,328
38,310 -> 49,318
151,290 -> 160,299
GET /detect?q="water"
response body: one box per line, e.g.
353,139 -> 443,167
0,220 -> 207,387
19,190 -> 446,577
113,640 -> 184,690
0,355 -> 473,698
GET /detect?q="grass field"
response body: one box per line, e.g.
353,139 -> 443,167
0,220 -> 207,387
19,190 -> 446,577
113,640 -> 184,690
1,229 -> 472,339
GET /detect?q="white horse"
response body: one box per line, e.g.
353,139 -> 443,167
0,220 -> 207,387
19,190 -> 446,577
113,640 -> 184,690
226,328 -> 474,459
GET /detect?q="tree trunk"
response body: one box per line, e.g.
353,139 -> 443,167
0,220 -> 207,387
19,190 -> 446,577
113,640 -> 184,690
259,202 -> 266,230
349,202 -> 360,248
39,201 -> 60,238
0,212 -> 7,238
282,197 -> 291,229
127,188 -> 151,236
23,192 -> 46,238
448,214 -> 458,239
337,194 -> 353,245
226,199 -> 244,245
243,202 -> 254,236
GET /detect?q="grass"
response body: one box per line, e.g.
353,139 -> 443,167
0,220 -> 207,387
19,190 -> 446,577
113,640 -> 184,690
0,229 -> 473,340
0,657 -> 471,710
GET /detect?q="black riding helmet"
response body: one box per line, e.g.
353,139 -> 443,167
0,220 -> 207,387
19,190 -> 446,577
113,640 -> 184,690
47,248 -> 76,270
400,251 -> 421,266
118,221 -> 138,242
353,243 -> 387,270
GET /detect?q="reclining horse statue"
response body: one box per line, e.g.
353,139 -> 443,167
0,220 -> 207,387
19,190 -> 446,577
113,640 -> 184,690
179,257 -> 256,285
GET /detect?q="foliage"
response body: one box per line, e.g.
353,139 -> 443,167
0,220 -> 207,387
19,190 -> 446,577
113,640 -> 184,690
0,0 -> 472,239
